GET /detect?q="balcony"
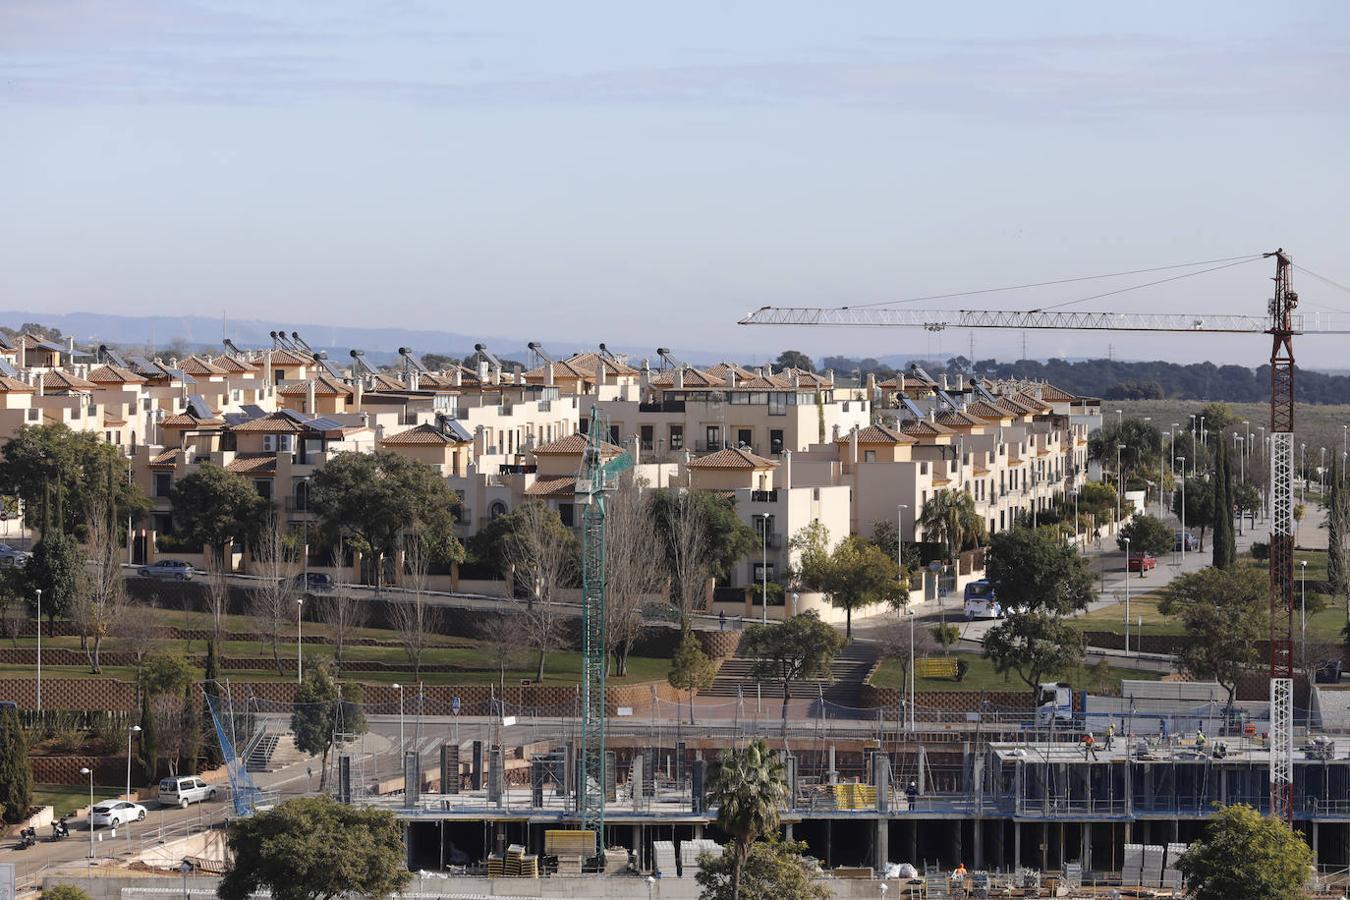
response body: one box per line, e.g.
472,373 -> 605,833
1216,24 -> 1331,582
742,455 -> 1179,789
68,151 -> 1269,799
638,400 -> 686,413
749,489 -> 779,503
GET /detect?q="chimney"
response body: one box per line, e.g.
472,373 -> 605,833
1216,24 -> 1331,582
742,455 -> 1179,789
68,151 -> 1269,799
825,369 -> 835,387
630,434 -> 640,467
726,369 -> 737,389
832,423 -> 840,441
306,380 -> 316,414
545,362 -> 555,387
792,371 -> 801,389
899,373 -> 905,394
264,349 -> 274,387
849,425 -> 859,464
492,363 -> 501,386
354,376 -> 363,409
477,359 -> 489,382
929,406 -> 936,422
595,357 -> 606,390
34,372 -> 43,396
452,368 -> 462,387
782,450 -> 792,490
674,366 -> 685,389
866,372 -> 877,399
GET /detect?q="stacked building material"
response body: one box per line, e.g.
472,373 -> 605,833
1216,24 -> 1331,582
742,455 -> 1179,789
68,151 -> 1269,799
1142,843 -> 1166,887
653,840 -> 677,877
679,838 -> 724,878
1121,843 -> 1144,886
1162,843 -> 1189,891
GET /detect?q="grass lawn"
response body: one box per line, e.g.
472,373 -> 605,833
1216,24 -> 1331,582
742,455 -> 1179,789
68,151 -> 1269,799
1073,592 -> 1184,638
31,783 -> 112,817
871,652 -> 1162,694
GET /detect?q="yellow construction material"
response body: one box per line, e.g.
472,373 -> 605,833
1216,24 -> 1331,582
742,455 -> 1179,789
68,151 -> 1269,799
831,783 -> 877,809
915,657 -> 959,679
545,830 -> 597,857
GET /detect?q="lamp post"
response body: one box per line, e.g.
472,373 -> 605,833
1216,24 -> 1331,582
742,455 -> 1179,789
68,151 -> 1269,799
296,597 -> 304,685
1301,560 -> 1308,674
1123,537 -> 1131,657
1301,443 -> 1308,505
1143,417 -> 1152,510
125,724 -> 142,800
35,588 -> 41,713
80,766 -> 94,859
897,504 -> 909,607
393,682 -> 405,757
1176,458 -> 1187,567
907,608 -> 916,733
1116,443 -> 1125,526
753,513 -> 769,625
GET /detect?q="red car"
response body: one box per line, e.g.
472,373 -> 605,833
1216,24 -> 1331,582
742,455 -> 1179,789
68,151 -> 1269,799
1127,553 -> 1157,573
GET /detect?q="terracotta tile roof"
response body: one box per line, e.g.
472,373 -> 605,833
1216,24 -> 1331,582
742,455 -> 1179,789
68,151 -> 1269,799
368,373 -> 405,391
229,411 -> 323,433
879,372 -> 936,389
523,351 -> 638,382
225,453 -> 277,475
161,411 -> 225,428
687,447 -> 778,469
178,356 -> 228,376
964,400 -> 1013,420
264,347 -> 310,366
40,369 -> 97,392
524,476 -> 577,497
379,423 -> 468,446
835,424 -> 916,445
149,449 -> 183,468
210,355 -> 257,374
934,409 -> 988,429
532,433 -> 623,456
277,373 -> 353,397
0,376 -> 34,394
102,415 -> 127,427
704,362 -> 756,382
994,396 -> 1038,417
87,365 -> 147,385
648,367 -> 723,389
900,419 -> 955,437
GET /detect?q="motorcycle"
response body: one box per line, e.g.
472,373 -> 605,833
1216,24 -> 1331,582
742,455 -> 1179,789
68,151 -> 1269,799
14,826 -> 36,849
50,817 -> 70,841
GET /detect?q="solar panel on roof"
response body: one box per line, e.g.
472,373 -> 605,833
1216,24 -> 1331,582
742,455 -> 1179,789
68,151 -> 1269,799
975,382 -> 997,402
103,348 -> 129,367
0,359 -> 18,378
186,395 -> 214,419
442,419 -> 473,442
127,356 -> 156,373
306,416 -> 345,431
900,397 -> 926,420
316,358 -> 345,379
241,404 -> 266,419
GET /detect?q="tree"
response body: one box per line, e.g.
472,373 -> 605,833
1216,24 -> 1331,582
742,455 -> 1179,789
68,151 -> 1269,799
169,463 -> 268,563
1177,804 -> 1312,900
774,351 -> 813,372
650,490 -> 757,590
202,555 -> 233,647
1173,476 -> 1215,550
917,489 -> 984,562
876,618 -> 938,712
390,537 -> 441,679
668,632 -> 716,725
25,525 -> 82,636
501,503 -> 574,680
706,739 -> 788,900
1074,481 -> 1118,524
1088,418 -> 1162,491
40,886 -> 92,900
982,612 -> 1084,696
137,688 -> 159,785
0,424 -> 147,535
219,796 -> 411,900
309,450 -> 463,586
791,526 -> 899,640
930,623 -> 959,656
316,545 -> 368,674
179,682 -> 202,776
72,495 -> 128,673
695,839 -> 829,900
1326,458 -> 1347,614
1116,514 -> 1173,557
140,652 -> 197,698
1212,436 -> 1236,569
250,515 -> 302,673
603,481 -> 664,677
657,491 -> 714,623
202,641 -> 224,768
290,662 -> 367,788
1198,402 -> 1236,430
743,612 -> 844,726
1158,566 -> 1265,709
986,528 -> 1095,616
868,520 -> 920,584
0,704 -> 32,824
114,602 -> 160,680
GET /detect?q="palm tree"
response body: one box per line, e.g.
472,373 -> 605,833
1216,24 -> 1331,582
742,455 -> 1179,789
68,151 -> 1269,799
707,739 -> 788,900
917,489 -> 984,562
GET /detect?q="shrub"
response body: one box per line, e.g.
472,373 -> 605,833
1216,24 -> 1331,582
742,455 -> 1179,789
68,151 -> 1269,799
954,659 -> 970,682
42,886 -> 93,900
1250,541 -> 1270,561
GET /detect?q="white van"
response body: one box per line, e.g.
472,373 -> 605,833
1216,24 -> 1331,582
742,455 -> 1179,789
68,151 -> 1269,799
157,776 -> 218,808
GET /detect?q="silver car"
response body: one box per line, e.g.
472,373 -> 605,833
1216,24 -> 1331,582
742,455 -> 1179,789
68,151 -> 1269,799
0,543 -> 30,568
137,559 -> 195,580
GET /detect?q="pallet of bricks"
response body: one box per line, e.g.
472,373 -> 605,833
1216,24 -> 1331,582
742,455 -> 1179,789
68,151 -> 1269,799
486,844 -> 539,879
679,839 -> 724,879
831,782 -> 877,810
545,829 -> 596,876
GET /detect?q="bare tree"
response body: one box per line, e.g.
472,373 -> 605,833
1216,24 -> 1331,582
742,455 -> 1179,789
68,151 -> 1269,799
877,616 -> 939,717
317,542 -> 368,674
202,556 -> 231,647
113,602 -> 160,701
390,536 -> 441,679
602,481 -> 664,677
662,491 -> 713,623
505,503 -> 573,681
0,591 -> 24,647
250,514 -> 301,674
151,692 -> 187,776
477,611 -> 524,711
73,498 -> 129,673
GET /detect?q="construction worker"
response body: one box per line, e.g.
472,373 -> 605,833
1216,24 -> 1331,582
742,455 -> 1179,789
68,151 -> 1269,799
1082,731 -> 1098,759
953,862 -> 968,882
906,780 -> 918,810
1196,728 -> 1207,750
1105,723 -> 1116,750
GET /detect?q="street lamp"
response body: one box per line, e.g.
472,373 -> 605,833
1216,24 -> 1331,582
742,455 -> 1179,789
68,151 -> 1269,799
296,597 -> 305,685
1116,443 -> 1125,526
35,588 -> 41,713
80,766 -> 94,859
897,504 -> 910,606
1123,537 -> 1131,657
753,513 -> 770,625
907,608 -> 916,733
1300,560 -> 1308,673
392,682 -> 405,757
1176,458 -> 1187,567
126,724 -> 142,800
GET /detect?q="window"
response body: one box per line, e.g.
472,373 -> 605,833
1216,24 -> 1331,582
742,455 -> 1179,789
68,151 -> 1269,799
737,428 -> 752,449
639,425 -> 654,452
768,393 -> 788,416
274,369 -> 284,385
489,500 -> 508,519
752,514 -> 775,537
752,563 -> 776,583
608,425 -> 621,445
770,429 -> 784,455
558,503 -> 575,527
293,481 -> 309,511
864,450 -> 876,462
705,426 -> 721,451
154,473 -> 172,498
153,513 -> 174,536
254,479 -> 272,500
669,425 -> 683,451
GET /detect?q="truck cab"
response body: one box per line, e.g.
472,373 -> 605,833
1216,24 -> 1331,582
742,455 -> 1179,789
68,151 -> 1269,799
1035,682 -> 1074,726
963,579 -> 1002,620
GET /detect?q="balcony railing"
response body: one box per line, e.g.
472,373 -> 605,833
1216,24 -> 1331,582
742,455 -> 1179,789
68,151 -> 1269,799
638,400 -> 686,413
749,489 -> 779,503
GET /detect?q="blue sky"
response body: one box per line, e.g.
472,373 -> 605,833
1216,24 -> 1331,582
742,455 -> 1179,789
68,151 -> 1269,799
3,1 -> 1349,364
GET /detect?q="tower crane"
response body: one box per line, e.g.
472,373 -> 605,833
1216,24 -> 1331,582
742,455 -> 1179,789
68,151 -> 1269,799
740,249 -> 1350,824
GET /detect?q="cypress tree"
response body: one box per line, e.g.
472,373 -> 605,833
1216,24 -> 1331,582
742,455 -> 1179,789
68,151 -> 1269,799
137,689 -> 159,786
0,705 -> 32,823
179,682 -> 201,776
1329,458 -> 1346,606
1212,437 -> 1235,569
202,641 -> 223,767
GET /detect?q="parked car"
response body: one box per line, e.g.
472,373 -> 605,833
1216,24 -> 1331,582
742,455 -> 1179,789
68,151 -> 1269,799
287,572 -> 334,593
138,559 -> 195,580
157,776 -> 218,808
1173,532 -> 1199,552
0,543 -> 31,568
1127,553 -> 1158,573
90,800 -> 146,828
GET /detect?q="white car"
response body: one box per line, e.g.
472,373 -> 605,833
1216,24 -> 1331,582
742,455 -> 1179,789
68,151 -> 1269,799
157,776 -> 217,808
0,543 -> 30,568
90,800 -> 147,828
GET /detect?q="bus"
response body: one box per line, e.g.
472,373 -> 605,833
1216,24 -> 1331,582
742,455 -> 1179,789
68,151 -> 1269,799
963,579 -> 1002,620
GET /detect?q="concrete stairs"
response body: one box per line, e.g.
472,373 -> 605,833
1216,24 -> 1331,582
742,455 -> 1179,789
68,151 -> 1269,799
702,640 -> 880,707
245,734 -> 310,773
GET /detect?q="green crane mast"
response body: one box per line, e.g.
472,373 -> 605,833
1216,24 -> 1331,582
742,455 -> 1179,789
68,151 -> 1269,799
574,407 -> 631,860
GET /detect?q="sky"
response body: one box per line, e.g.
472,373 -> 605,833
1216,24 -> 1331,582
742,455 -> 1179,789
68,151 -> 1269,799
2,1 -> 1349,366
